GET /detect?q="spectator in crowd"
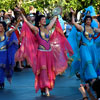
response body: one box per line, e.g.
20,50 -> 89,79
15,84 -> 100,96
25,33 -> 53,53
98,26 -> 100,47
79,79 -> 100,100
0,10 -> 5,21
29,13 -> 35,25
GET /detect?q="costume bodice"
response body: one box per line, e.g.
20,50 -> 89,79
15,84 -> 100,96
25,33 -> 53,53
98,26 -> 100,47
0,34 -> 8,51
36,29 -> 51,50
81,26 -> 95,46
84,31 -> 94,38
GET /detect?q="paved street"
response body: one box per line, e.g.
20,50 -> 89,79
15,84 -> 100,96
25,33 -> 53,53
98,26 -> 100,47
0,68 -> 83,100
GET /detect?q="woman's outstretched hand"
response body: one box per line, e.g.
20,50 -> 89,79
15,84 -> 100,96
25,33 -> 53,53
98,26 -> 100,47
70,8 -> 76,15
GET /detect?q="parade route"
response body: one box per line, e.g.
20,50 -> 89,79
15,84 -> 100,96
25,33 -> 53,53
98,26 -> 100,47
0,68 -> 83,100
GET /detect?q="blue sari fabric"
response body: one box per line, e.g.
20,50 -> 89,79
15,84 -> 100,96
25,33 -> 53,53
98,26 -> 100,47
0,35 -> 8,83
68,5 -> 100,81
7,32 -> 18,67
79,32 -> 98,81
68,24 -> 100,81
82,6 -> 96,20
91,20 -> 100,76
68,26 -> 81,76
6,32 -> 18,79
0,32 -> 18,83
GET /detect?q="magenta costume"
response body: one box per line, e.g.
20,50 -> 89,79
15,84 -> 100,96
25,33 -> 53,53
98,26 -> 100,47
15,19 -> 73,92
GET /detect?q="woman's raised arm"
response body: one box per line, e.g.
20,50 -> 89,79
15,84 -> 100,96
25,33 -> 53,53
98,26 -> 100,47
71,8 -> 83,32
21,13 -> 39,34
14,7 -> 39,34
46,16 -> 57,30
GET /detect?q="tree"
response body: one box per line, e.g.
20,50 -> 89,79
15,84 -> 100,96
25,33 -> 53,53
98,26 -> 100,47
0,0 -> 100,16
0,0 -> 17,11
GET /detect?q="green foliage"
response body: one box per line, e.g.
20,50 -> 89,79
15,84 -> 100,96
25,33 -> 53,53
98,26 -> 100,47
0,0 -> 17,11
0,0 -> 100,16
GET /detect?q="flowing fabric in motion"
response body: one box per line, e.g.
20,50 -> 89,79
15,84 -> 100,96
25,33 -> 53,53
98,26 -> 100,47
15,19 -> 73,92
68,24 -> 100,82
68,5 -> 100,81
0,32 -> 18,84
68,26 -> 81,76
7,32 -> 18,80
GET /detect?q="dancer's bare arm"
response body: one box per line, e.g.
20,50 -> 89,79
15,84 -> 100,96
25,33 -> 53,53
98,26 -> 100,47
71,8 -> 83,32
15,7 -> 38,34
46,16 -> 57,30
21,13 -> 39,34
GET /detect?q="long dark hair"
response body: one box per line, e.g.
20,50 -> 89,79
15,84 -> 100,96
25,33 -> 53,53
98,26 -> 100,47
35,11 -> 45,27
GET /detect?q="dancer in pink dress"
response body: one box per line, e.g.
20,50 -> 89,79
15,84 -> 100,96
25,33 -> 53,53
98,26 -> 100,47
15,9 -> 73,96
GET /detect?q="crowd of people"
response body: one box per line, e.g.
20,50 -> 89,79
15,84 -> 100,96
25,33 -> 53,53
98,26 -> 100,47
0,5 -> 100,100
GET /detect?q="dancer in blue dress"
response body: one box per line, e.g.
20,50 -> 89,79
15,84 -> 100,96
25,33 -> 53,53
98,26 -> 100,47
70,8 -> 100,84
0,21 -> 19,89
69,6 -> 100,79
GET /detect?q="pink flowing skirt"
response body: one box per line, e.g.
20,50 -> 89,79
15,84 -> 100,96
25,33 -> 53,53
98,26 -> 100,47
35,49 -> 56,93
15,20 -> 74,93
